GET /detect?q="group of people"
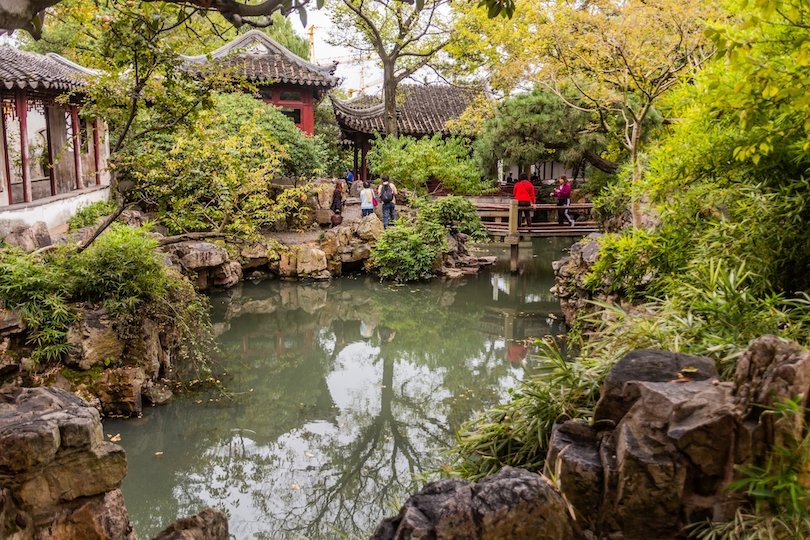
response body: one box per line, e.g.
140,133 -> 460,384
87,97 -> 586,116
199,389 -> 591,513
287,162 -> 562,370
330,171 -> 398,229
512,173 -> 575,227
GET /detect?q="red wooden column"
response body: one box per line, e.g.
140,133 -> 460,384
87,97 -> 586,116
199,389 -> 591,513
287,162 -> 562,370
44,105 -> 56,196
16,93 -> 32,203
1,106 -> 12,204
300,90 -> 314,135
70,106 -> 83,190
92,118 -> 101,185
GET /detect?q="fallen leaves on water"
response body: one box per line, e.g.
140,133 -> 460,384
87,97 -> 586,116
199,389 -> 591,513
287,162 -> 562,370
107,433 -> 122,443
290,483 -> 301,490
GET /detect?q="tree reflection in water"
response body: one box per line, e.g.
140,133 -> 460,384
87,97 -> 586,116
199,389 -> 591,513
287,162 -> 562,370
106,239 -> 569,539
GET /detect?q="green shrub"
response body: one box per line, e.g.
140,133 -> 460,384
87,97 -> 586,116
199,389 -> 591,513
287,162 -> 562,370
0,247 -> 75,363
116,93 -> 313,237
417,196 -> 489,242
68,200 -> 117,231
72,225 -> 168,314
369,221 -> 446,282
0,226 -> 212,368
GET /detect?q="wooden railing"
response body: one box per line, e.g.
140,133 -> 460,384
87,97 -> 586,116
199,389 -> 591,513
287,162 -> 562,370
474,200 -> 600,271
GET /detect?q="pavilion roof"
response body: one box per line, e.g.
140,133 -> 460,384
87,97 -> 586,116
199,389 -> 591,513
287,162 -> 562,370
0,47 -> 96,92
330,84 -> 477,138
181,30 -> 338,88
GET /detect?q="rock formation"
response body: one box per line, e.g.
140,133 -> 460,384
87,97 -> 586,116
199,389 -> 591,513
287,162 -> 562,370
0,387 -> 133,539
374,338 -> 810,540
0,387 -> 229,540
371,467 -> 576,540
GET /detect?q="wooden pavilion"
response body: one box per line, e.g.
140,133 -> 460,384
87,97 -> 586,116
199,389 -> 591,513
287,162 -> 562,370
0,47 -> 109,213
330,84 -> 477,182
182,30 -> 339,135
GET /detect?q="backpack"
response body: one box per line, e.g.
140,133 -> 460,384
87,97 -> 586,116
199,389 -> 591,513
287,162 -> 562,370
380,183 -> 394,203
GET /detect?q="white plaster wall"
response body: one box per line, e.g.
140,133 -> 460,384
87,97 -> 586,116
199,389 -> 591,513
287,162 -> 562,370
0,186 -> 110,230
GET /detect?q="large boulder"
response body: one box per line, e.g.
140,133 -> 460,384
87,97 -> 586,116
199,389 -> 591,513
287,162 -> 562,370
65,308 -> 124,371
594,348 -> 718,426
152,507 -> 229,540
169,242 -> 229,270
733,335 -> 810,458
371,467 -> 575,540
355,214 -> 384,241
93,367 -> 147,417
295,246 -> 328,277
0,388 -> 132,539
1,221 -> 52,253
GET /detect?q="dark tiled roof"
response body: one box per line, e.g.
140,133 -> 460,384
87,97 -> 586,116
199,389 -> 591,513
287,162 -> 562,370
182,30 -> 338,88
330,84 -> 477,137
0,48 -> 93,92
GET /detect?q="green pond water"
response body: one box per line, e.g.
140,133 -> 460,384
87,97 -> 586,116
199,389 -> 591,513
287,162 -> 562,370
105,237 -> 571,539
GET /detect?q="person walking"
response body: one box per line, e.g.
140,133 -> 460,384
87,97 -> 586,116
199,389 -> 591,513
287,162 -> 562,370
345,169 -> 354,188
359,181 -> 375,217
377,175 -> 398,228
330,179 -> 345,214
554,175 -> 575,226
512,173 -> 536,228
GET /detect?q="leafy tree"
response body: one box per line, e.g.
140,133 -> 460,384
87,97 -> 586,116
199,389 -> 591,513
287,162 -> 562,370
116,93 -> 314,237
367,134 -> 489,194
535,0 -> 722,225
474,88 -> 619,176
326,0 -> 453,136
446,0 -> 546,94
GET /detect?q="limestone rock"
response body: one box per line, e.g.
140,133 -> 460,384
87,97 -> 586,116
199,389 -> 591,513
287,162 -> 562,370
371,467 -> 575,540
296,246 -> 328,276
38,489 -> 136,540
0,308 -> 25,337
142,381 -> 173,406
598,379 -> 736,539
240,243 -> 270,269
279,250 -> 297,278
1,221 -> 52,252
168,242 -> 229,270
594,348 -> 718,426
119,209 -> 148,228
93,367 -> 147,417
0,388 -> 129,532
212,261 -> 242,288
355,214 -> 384,241
734,335 -> 810,456
320,230 -> 339,259
545,421 -> 602,528
315,207 -> 333,226
65,308 -> 124,372
152,507 -> 229,540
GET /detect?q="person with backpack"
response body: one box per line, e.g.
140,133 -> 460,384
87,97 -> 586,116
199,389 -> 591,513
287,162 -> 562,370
377,175 -> 398,228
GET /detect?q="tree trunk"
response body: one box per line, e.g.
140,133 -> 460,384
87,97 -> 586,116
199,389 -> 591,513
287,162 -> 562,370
382,61 -> 398,137
629,122 -> 643,228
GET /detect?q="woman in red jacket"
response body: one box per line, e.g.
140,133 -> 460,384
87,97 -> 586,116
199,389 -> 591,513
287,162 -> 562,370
512,173 -> 535,227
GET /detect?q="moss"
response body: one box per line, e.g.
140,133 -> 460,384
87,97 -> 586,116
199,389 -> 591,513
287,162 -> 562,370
60,366 -> 106,385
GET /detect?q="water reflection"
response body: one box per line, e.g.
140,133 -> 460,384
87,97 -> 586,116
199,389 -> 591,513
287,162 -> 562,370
106,238 -> 570,539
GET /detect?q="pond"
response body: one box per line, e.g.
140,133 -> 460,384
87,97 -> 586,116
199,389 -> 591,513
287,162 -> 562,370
105,237 -> 572,539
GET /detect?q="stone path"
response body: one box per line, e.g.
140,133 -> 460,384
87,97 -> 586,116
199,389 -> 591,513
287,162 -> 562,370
267,197 -> 363,245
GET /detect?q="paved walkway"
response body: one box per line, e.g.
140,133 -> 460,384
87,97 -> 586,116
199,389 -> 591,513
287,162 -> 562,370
266,198 -> 363,245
